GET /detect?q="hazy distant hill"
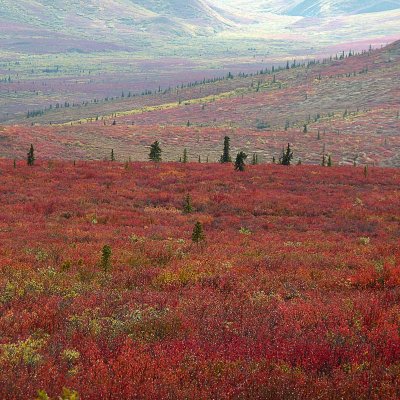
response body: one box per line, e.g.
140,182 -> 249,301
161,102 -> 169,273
217,0 -> 400,17
286,0 -> 400,17
0,0 -> 238,53
1,0 -> 399,53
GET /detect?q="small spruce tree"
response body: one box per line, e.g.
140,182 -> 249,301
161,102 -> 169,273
100,245 -> 112,274
111,149 -> 115,161
183,148 -> 188,163
279,143 -> 294,166
27,144 -> 35,166
149,141 -> 162,162
220,136 -> 231,163
327,155 -> 333,167
234,151 -> 248,171
183,193 -> 193,214
192,221 -> 205,244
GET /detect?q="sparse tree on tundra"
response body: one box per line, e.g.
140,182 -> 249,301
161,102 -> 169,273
100,245 -> 112,274
192,221 -> 205,244
234,151 -> 248,171
27,144 -> 35,166
220,136 -> 232,163
183,194 -> 193,214
279,143 -> 293,166
149,141 -> 162,162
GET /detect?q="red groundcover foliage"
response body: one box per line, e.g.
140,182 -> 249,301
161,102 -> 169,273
0,160 -> 399,399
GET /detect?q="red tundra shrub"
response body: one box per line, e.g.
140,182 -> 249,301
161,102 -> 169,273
0,161 -> 399,399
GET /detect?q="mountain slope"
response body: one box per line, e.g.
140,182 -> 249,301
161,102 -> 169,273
286,0 -> 400,17
2,0 -> 399,52
215,0 -> 400,17
0,0 -> 236,53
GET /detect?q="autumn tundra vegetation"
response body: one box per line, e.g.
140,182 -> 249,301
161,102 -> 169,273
0,16 -> 400,399
1,138 -> 400,398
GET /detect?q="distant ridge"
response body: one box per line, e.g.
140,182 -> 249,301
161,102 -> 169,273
0,0 -> 399,55
214,0 -> 400,17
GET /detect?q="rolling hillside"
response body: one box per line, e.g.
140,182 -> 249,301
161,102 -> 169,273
0,41 -> 399,166
1,1 -> 399,123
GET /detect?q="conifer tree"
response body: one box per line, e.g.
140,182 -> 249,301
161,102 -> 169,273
149,141 -> 162,162
279,143 -> 293,166
13,159 -> 16,169
322,154 -> 326,166
111,149 -> 115,161
251,153 -> 258,165
327,155 -> 333,167
27,144 -> 35,166
100,245 -> 112,274
183,148 -> 188,163
192,221 -> 205,244
234,151 -> 247,171
183,193 -> 193,214
220,136 -> 231,163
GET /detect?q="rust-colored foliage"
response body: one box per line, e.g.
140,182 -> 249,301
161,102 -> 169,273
0,161 -> 399,399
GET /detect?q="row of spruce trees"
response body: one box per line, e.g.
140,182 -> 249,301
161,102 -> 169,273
23,138 -> 339,171
148,136 -> 294,171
